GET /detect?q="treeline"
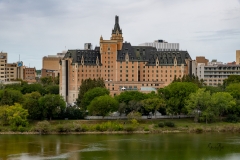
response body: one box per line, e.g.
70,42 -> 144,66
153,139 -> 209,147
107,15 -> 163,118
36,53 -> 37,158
78,76 -> 240,123
0,77 -> 83,131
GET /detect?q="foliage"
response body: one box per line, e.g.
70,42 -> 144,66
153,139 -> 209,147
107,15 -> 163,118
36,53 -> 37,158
87,95 -> 118,117
226,83 -> 240,99
164,121 -> 175,127
211,92 -> 236,119
44,85 -> 59,95
55,123 -> 72,132
127,111 -> 142,121
185,88 -> 212,122
38,94 -> 66,120
64,105 -> 85,119
40,76 -> 59,85
76,78 -> 105,106
21,83 -> 46,95
81,87 -> 109,110
158,122 -> 164,128
203,86 -> 224,95
225,114 -> 239,123
142,97 -> 166,116
0,105 -> 8,125
22,92 -> 42,120
0,89 -> 23,106
172,74 -> 204,87
223,75 -> 240,86
114,91 -> 146,104
159,82 -> 198,115
95,121 -> 123,132
34,121 -> 51,133
5,103 -> 29,128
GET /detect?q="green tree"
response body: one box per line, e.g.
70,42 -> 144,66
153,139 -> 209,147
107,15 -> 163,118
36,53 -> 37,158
87,95 -> 118,117
159,82 -> 198,115
114,91 -> 146,104
38,94 -> 66,120
22,92 -> 43,120
0,105 -> 8,125
185,88 -> 212,123
45,85 -> 59,95
21,83 -> 46,95
81,87 -> 109,110
226,83 -> 240,99
142,97 -> 166,116
6,103 -> 29,127
0,89 -> 23,106
223,75 -> 240,87
211,92 -> 236,120
76,78 -> 105,106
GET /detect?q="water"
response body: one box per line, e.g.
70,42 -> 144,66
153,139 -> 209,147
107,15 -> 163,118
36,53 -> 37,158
0,133 -> 240,160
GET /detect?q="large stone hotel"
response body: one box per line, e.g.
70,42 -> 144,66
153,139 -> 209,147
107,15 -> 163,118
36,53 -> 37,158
60,16 -> 192,103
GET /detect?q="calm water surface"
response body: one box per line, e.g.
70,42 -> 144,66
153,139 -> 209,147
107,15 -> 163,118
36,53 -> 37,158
0,133 -> 240,160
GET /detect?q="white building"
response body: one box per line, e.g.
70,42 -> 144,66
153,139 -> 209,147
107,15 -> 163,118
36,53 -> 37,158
139,39 -> 179,51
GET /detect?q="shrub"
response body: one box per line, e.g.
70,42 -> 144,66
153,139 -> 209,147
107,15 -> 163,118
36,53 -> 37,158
158,122 -> 164,128
144,127 -> 149,131
34,121 -> 51,134
164,121 -> 175,127
18,125 -> 26,132
226,114 -> 239,123
195,128 -> 203,133
56,123 -> 72,133
73,123 -> 82,132
124,126 -> 135,132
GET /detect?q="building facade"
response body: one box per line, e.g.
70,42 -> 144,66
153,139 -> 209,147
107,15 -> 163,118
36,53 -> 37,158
236,50 -> 240,65
139,40 -> 179,51
42,52 -> 66,78
0,52 -> 23,82
23,67 -> 36,83
60,16 -> 192,103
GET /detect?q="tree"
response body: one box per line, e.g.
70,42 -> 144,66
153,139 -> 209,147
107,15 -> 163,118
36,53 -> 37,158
203,86 -> 224,95
21,83 -> 46,95
87,95 -> 119,117
45,85 -> 59,95
159,82 -> 198,115
0,89 -> 23,106
223,75 -> 240,87
226,83 -> 240,100
0,105 -> 8,125
22,92 -> 43,120
211,92 -> 236,120
114,91 -> 146,104
142,97 -> 166,116
81,87 -> 109,110
76,78 -> 105,106
38,94 -> 66,120
185,88 -> 211,123
6,103 -> 29,128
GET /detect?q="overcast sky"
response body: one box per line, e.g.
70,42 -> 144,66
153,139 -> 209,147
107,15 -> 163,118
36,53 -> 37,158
0,0 -> 240,69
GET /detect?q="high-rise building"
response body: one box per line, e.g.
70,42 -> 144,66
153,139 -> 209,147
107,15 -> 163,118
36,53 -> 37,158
236,50 -> 240,65
41,51 -> 66,78
60,16 -> 192,103
139,40 -> 179,51
0,52 -> 23,82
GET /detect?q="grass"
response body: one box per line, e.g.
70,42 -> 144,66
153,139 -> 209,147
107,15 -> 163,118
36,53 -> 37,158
1,118 -> 240,134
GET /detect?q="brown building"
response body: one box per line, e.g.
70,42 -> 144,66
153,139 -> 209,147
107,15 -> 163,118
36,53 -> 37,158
23,67 -> 36,83
196,56 -> 209,65
0,52 -> 24,82
60,16 -> 192,103
236,50 -> 240,65
42,53 -> 65,78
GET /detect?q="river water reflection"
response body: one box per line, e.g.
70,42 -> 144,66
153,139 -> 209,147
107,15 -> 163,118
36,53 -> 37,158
0,133 -> 240,160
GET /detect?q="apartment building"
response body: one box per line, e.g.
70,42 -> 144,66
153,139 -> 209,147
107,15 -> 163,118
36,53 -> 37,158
23,67 -> 36,83
42,52 -> 66,78
139,39 -> 179,51
0,52 -> 23,82
59,16 -> 192,103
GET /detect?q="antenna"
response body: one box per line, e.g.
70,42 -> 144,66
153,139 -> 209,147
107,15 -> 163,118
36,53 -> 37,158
19,54 -> 20,61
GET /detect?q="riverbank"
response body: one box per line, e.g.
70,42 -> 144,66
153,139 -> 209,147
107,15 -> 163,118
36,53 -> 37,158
0,118 -> 240,134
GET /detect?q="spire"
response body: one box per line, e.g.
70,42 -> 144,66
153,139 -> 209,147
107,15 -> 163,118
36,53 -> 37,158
112,15 -> 122,34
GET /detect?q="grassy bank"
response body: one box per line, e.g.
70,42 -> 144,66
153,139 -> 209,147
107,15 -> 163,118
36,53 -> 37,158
1,118 -> 240,134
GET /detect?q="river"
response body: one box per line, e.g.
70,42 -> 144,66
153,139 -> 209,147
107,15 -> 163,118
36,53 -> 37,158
0,133 -> 240,160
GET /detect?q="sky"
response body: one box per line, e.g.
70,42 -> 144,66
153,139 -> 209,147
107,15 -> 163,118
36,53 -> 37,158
0,0 -> 240,69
